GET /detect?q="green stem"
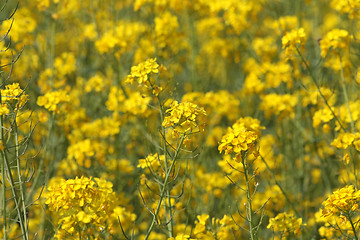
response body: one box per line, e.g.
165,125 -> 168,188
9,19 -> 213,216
242,156 -> 256,240
144,135 -> 186,240
339,56 -> 355,132
150,79 -> 174,237
26,113 -> 54,205
259,154 -> 300,216
14,113 -> 29,239
160,103 -> 173,238
296,47 -> 345,131
0,114 -> 27,239
1,119 -> 7,240
348,214 -> 359,240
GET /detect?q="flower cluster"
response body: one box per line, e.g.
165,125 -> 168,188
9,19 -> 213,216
267,212 -> 303,237
168,234 -> 195,240
125,58 -> 164,96
106,87 -> 151,116
282,28 -> 306,60
162,101 -> 207,136
126,58 -> 159,86
137,153 -> 165,170
192,214 -> 240,239
0,83 -> 29,114
36,89 -> 70,113
260,93 -> 298,119
67,138 -> 107,168
331,0 -> 360,19
322,185 -> 360,218
320,29 -> 349,58
45,176 -> 136,239
154,11 -> 186,58
331,132 -> 360,151
218,117 -> 263,161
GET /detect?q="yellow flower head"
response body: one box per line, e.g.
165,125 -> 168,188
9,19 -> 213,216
322,185 -> 360,218
126,58 -> 159,87
162,101 -> 207,135
320,29 -> 349,58
282,28 -> 306,60
218,117 -> 263,161
267,212 -> 303,237
45,176 -> 135,238
37,89 -> 70,113
1,83 -> 29,111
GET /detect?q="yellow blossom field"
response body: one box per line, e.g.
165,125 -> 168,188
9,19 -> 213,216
1,0 -> 360,239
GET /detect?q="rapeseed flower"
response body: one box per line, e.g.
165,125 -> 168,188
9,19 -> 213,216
267,212 -> 302,237
37,89 -> 70,113
45,176 -> 136,239
1,83 -> 29,110
320,29 -> 349,58
331,132 -> 360,151
322,185 -> 360,218
162,101 -> 207,135
126,58 -> 159,86
218,118 -> 261,161
282,28 -> 306,60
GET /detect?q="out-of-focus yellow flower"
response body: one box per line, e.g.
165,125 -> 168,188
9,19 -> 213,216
1,83 -> 29,109
37,90 -> 70,113
260,93 -> 298,119
126,58 -> 159,85
331,132 -> 360,150
137,153 -> 165,169
343,153 -> 351,164
0,104 -> 9,116
282,28 -> 306,60
331,0 -> 360,19
168,234 -> 195,240
267,212 -> 303,237
320,29 -> 349,58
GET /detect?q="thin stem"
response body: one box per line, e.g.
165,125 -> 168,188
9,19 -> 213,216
259,154 -> 300,216
339,56 -> 355,132
144,134 -> 186,240
1,118 -> 7,240
296,47 -> 345,131
0,114 -> 27,239
348,214 -> 359,240
242,156 -> 256,240
14,111 -> 29,239
26,113 -> 54,205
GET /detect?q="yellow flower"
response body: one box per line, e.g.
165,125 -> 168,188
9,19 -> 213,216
267,212 -> 303,237
45,176 -> 136,238
282,28 -> 306,60
320,29 -> 349,58
218,117 -> 263,161
331,132 -> 360,149
0,104 -> 9,116
260,93 -> 298,119
197,214 -> 209,225
137,153 -> 165,169
162,101 -> 207,135
126,58 -> 159,86
1,83 -> 29,110
331,0 -> 360,19
322,185 -> 360,218
343,153 -> 350,164
168,234 -> 195,240
37,90 -> 70,113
